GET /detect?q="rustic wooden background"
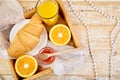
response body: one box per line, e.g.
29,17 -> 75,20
0,0 -> 120,80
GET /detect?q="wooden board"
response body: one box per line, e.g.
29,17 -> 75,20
19,0 -> 120,79
8,0 -> 79,80
63,0 -> 120,79
0,0 -> 120,80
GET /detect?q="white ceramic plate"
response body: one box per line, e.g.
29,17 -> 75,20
9,19 -> 48,56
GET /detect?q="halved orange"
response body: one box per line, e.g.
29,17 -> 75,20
49,24 -> 71,46
15,55 -> 38,78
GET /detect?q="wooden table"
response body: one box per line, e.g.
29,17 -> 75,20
0,0 -> 120,80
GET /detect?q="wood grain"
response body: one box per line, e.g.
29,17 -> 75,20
0,0 -> 120,80
64,0 -> 120,79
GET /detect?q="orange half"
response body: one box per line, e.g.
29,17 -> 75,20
15,55 -> 38,78
49,24 -> 71,46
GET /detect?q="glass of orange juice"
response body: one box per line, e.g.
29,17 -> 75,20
36,0 -> 59,25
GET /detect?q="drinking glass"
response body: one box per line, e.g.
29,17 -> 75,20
36,0 -> 59,25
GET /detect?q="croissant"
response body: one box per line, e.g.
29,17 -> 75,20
8,13 -> 44,58
30,13 -> 42,24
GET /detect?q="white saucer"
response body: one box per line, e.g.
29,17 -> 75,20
9,19 -> 48,56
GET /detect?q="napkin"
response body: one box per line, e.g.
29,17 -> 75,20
0,0 -> 24,38
0,0 -> 89,76
47,41 -> 89,76
0,0 -> 24,59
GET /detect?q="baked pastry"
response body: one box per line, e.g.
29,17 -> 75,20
8,14 -> 44,58
30,13 -> 42,24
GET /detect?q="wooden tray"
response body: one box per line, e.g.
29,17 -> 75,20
8,0 -> 81,80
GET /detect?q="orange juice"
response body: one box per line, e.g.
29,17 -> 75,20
37,0 -> 58,25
